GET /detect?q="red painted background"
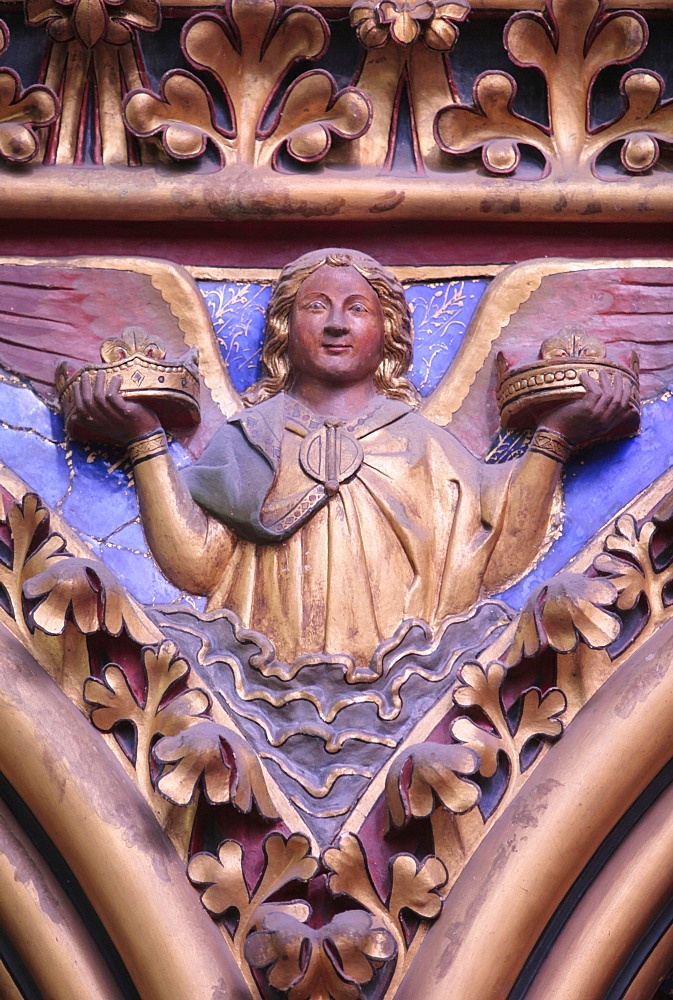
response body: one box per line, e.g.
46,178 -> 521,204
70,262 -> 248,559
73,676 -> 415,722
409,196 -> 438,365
3,220 -> 671,266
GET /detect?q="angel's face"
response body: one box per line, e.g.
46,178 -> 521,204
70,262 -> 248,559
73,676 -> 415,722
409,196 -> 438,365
287,265 -> 385,389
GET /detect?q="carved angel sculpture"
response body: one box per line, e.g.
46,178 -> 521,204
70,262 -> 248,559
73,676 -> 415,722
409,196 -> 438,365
58,249 -> 633,673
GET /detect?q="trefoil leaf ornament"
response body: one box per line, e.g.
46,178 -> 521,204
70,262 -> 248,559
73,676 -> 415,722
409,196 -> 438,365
434,0 -> 673,178
0,20 -> 59,162
123,0 -> 372,168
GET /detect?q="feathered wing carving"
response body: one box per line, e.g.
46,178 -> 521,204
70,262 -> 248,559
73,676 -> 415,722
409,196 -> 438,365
0,255 -> 242,456
1,252 -> 673,609
422,258 -> 673,456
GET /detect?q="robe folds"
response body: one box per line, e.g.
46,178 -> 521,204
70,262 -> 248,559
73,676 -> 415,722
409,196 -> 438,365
183,393 -> 519,668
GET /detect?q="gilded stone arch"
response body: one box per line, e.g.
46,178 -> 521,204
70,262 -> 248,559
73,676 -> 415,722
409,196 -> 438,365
2,3 -> 673,1000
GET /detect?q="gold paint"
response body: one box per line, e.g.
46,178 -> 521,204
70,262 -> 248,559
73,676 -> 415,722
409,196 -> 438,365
525,778 -> 673,999
621,924 -> 673,1000
55,42 -> 91,164
5,0 -> 673,219
289,796 -> 352,817
0,623 -> 250,1000
6,171 -> 673,223
189,831 -> 318,982
245,909 -> 396,998
281,0 -> 668,7
0,963 -> 23,1000
188,264 -> 506,282
123,0 -> 369,169
0,798 -> 125,1000
423,257 -> 673,426
94,43 -> 130,165
397,615 -> 673,1000
130,353 -> 566,671
433,0 -> 663,178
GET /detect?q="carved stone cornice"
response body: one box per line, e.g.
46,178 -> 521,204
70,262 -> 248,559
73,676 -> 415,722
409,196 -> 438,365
0,0 -> 672,221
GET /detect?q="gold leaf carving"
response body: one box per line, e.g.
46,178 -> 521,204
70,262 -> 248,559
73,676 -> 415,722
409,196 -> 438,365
434,0 -> 670,177
594,515 -> 658,610
5,496 -> 149,644
123,0 -> 370,167
84,662 -> 145,734
325,834 -> 389,925
84,640 -> 209,804
258,832 -> 319,899
264,73 -> 371,166
451,660 -> 566,782
506,574 -> 621,662
154,720 -> 279,819
245,910 -> 396,1000
0,25 -> 58,164
324,832 -> 447,970
190,831 -> 318,920
388,854 -> 447,919
385,742 -> 480,829
188,840 -> 250,917
593,513 -> 673,640
26,0 -> 160,46
189,831 -> 319,968
24,557 -> 158,643
124,72 -> 222,159
350,0 -> 468,51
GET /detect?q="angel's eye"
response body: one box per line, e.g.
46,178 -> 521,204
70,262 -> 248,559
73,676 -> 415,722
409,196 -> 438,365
350,302 -> 367,314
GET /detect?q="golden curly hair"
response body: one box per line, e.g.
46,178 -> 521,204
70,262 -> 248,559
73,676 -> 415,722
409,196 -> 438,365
242,248 -> 418,408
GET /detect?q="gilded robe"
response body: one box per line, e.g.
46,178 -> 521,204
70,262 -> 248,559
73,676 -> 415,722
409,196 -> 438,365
183,393 -> 522,670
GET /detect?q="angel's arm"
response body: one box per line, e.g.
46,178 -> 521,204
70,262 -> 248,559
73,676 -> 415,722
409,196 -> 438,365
483,371 -> 635,591
69,372 -> 235,595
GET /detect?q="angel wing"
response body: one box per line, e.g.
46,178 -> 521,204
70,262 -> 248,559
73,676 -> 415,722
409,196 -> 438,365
1,253 -> 672,613
0,255 -> 249,606
0,255 -> 241,456
421,257 -> 673,606
423,257 -> 673,451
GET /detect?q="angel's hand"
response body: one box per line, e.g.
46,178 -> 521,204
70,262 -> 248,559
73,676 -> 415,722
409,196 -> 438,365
539,371 -> 635,446
68,370 -> 161,445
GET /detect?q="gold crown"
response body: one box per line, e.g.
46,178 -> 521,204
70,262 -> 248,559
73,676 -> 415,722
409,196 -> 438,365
496,326 -> 640,435
56,328 -> 200,442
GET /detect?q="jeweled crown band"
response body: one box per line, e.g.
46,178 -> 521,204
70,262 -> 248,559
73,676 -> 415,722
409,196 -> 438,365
128,429 -> 168,467
529,427 -> 574,464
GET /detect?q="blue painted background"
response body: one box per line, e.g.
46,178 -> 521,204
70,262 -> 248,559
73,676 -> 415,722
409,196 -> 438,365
0,275 -> 669,617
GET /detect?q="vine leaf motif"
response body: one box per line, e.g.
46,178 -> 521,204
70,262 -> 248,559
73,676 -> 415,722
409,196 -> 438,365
324,833 -> 447,965
154,720 -> 279,820
387,854 -> 448,920
505,573 -> 621,665
451,661 -> 566,782
0,24 -> 58,163
23,556 -> 158,644
245,910 -> 396,1000
123,0 -> 371,168
351,0 -> 469,51
385,742 -> 480,830
84,640 -> 209,803
434,0 -> 667,177
593,514 -> 666,616
189,832 -> 318,959
188,839 -> 251,918
26,0 -> 161,48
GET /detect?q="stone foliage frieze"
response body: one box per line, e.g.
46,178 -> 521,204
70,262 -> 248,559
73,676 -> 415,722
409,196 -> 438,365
1,0 -> 673,219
